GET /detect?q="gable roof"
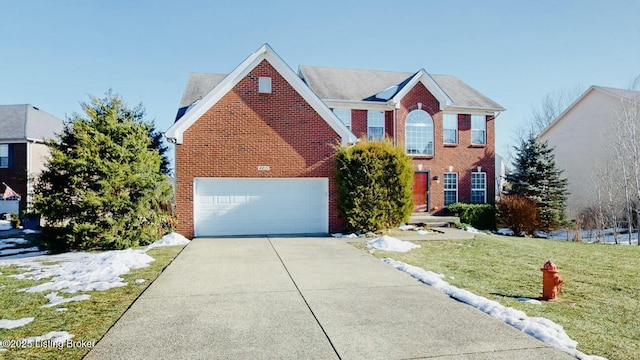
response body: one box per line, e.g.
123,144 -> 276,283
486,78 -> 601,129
538,85 -> 640,138
298,65 -> 504,112
0,104 -> 64,142
166,44 -> 357,145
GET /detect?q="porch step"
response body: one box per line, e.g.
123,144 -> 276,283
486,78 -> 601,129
408,213 -> 460,227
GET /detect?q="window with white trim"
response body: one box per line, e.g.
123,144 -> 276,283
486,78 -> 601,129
471,172 -> 487,204
471,115 -> 486,145
405,110 -> 434,155
0,144 -> 8,168
258,77 -> 272,94
443,172 -> 458,206
443,113 -> 458,144
367,110 -> 385,141
333,108 -> 351,131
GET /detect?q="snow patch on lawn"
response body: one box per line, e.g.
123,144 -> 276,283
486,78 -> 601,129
331,233 -> 359,238
40,292 -> 91,308
0,317 -> 34,329
6,249 -> 155,294
497,228 -> 515,236
518,297 -> 542,305
366,236 -> 420,252
383,259 -> 606,360
465,226 -> 483,234
146,232 -> 190,250
1,232 -> 190,295
398,224 -> 416,231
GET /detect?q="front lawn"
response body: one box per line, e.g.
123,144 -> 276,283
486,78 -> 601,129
0,245 -> 183,360
353,235 -> 640,360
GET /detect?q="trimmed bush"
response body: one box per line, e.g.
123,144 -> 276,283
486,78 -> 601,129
335,139 -> 414,232
447,203 -> 496,230
496,195 -> 539,235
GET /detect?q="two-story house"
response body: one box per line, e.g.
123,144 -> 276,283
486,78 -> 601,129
0,104 -> 64,215
538,86 -> 640,219
166,44 -> 504,238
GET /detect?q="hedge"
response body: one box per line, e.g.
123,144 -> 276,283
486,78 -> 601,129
447,203 -> 496,230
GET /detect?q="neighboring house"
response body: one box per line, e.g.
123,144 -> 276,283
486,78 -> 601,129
166,44 -> 504,238
538,86 -> 640,219
0,105 -> 64,214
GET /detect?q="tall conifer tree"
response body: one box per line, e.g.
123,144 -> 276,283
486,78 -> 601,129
505,135 -> 569,231
34,92 -> 174,250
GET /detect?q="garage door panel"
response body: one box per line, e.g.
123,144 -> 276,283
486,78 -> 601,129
194,178 -> 328,236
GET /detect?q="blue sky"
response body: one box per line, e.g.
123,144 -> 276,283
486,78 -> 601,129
2,0 -> 639,159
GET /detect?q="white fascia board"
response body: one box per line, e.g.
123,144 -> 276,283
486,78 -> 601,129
537,86 -> 595,140
444,106 -> 504,114
166,44 -> 356,145
323,99 -> 394,111
392,70 -> 453,111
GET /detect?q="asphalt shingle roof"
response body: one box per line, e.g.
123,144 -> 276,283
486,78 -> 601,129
299,65 -> 504,110
0,104 -> 63,141
175,66 -> 504,120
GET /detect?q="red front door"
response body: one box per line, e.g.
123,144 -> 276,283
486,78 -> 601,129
413,172 -> 428,212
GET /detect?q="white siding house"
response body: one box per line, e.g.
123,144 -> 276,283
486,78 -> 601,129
538,86 -> 640,219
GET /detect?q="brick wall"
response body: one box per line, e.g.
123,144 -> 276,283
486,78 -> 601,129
0,143 -> 28,213
336,82 -> 496,214
396,83 -> 496,213
175,60 -> 344,238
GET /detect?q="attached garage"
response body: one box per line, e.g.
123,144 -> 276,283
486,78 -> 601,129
194,178 -> 329,237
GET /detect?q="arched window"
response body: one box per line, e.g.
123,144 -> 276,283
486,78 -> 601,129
405,110 -> 434,155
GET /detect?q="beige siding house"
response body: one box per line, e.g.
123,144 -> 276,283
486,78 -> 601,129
0,105 -> 64,214
538,86 -> 640,218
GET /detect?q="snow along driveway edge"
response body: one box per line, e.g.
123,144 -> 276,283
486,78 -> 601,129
382,259 -> 607,360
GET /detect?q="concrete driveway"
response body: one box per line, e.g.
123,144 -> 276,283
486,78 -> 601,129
86,237 -> 573,359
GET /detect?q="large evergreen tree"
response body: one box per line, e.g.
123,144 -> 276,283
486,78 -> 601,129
505,135 -> 569,231
34,92 -> 174,250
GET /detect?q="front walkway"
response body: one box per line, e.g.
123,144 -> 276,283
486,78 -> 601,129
86,237 -> 572,359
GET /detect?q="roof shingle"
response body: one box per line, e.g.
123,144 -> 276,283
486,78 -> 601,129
0,104 -> 63,141
175,65 -> 504,121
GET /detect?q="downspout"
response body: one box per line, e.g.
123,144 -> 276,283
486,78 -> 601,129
390,100 -> 398,146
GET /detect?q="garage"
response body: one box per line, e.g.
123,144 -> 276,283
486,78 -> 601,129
193,177 -> 329,237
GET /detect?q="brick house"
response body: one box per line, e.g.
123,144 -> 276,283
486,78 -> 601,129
0,104 -> 64,215
166,44 -> 504,238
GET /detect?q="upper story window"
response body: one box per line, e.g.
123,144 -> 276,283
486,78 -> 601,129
443,172 -> 458,206
0,144 -> 8,168
258,77 -> 272,94
471,172 -> 487,204
471,115 -> 486,145
333,108 -> 352,131
443,113 -> 458,144
367,110 -> 385,141
405,110 -> 434,156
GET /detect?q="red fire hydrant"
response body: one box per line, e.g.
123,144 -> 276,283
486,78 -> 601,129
541,260 -> 563,301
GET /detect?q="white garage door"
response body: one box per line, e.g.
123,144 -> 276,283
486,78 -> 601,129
194,178 -> 329,237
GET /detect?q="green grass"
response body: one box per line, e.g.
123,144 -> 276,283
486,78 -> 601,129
353,235 -> 640,360
0,245 -> 183,359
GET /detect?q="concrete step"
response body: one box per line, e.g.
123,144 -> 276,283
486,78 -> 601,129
408,213 -> 460,227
